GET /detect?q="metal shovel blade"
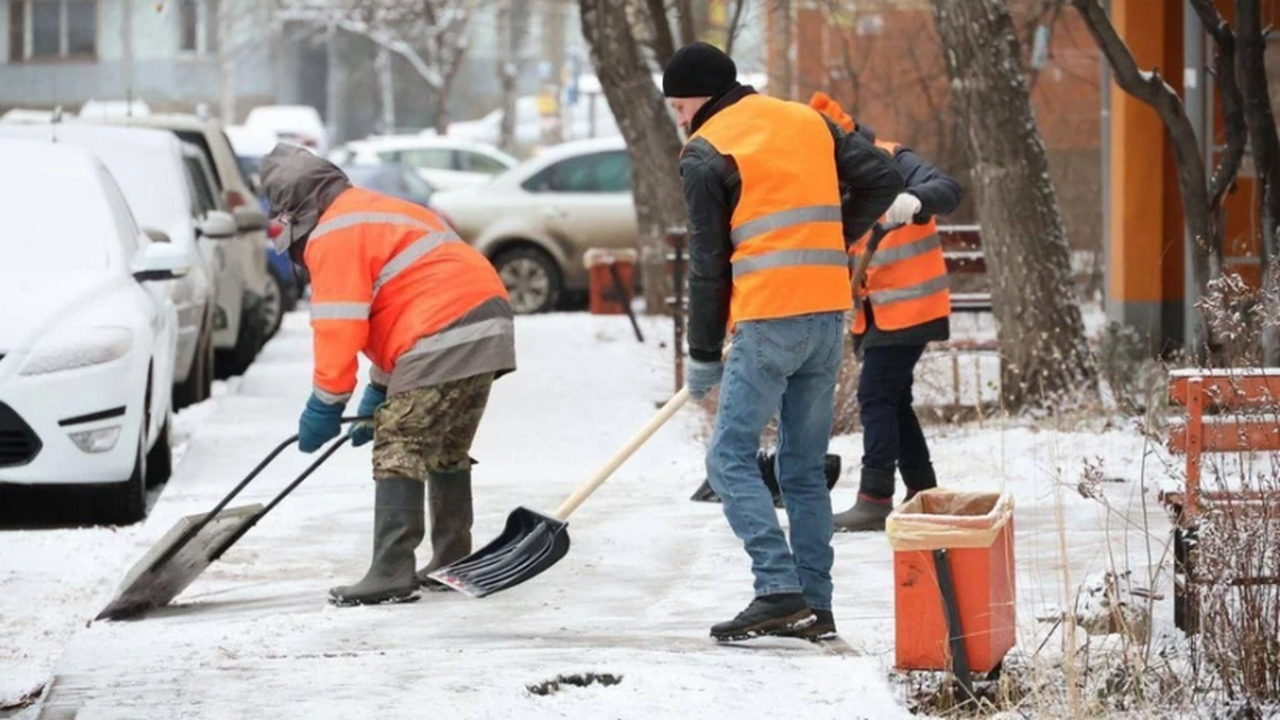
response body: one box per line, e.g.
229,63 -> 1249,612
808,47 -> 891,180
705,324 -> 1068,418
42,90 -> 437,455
96,504 -> 263,621
427,506 -> 570,598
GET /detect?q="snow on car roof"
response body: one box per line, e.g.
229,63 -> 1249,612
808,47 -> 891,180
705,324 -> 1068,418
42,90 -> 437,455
0,138 -> 99,170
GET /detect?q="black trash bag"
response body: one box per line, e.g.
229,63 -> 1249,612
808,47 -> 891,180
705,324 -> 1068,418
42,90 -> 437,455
690,452 -> 842,508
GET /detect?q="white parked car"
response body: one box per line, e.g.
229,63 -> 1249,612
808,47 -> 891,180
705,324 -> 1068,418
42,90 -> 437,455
0,141 -> 189,524
329,136 -> 516,191
0,123 -> 235,410
429,137 -> 637,314
245,105 -> 329,155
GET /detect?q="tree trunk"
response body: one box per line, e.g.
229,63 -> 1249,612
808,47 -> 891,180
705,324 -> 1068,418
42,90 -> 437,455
644,0 -> 677,67
580,0 -> 688,314
1236,0 -> 1280,364
497,0 -> 517,153
768,0 -> 792,98
931,0 -> 1095,409
375,46 -> 396,134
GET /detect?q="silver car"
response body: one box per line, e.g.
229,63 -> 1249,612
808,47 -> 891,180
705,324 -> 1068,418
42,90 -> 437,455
428,137 -> 638,314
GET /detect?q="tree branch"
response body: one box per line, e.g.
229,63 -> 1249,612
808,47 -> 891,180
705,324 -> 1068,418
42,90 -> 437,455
723,0 -> 748,57
1189,0 -> 1246,213
644,0 -> 677,67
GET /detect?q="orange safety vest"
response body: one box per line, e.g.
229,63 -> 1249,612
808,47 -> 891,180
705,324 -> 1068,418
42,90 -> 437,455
689,94 -> 852,326
305,187 -> 514,402
849,141 -> 951,335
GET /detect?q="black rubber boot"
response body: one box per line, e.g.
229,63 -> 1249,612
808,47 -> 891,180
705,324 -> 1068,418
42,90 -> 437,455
901,463 -> 938,503
416,467 -> 474,590
329,477 -> 425,606
833,467 -> 896,532
710,593 -> 815,642
781,609 -> 838,641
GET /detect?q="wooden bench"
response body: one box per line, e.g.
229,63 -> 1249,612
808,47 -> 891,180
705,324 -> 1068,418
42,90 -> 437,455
938,225 -> 993,314
1166,369 -> 1280,633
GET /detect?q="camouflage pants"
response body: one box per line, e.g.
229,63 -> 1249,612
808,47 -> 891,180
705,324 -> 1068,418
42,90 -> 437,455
371,373 -> 494,480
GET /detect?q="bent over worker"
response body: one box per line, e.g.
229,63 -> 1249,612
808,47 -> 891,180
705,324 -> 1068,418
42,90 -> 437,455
665,43 -> 904,642
259,145 -> 516,606
810,93 -> 963,532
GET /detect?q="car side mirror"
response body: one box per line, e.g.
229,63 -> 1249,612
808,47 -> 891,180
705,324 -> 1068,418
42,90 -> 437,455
199,210 -> 239,240
233,205 -> 268,233
133,242 -> 190,282
142,227 -> 172,244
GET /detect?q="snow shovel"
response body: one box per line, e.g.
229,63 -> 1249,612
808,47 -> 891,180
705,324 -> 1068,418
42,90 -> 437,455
429,387 -> 694,598
96,418 -> 366,621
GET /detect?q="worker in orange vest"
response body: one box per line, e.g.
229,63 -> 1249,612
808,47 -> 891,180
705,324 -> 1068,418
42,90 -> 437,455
259,144 -> 516,606
810,93 -> 963,532
665,43 -> 904,641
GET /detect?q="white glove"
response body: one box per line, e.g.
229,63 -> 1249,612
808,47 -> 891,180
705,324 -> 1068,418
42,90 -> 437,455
885,193 -> 923,226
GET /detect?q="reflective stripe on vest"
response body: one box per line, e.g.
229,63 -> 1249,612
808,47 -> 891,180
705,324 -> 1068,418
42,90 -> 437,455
310,212 -> 436,243
311,301 -> 371,320
734,248 -> 850,279
868,273 -> 950,305
374,230 -> 461,292
729,205 -> 842,246
313,385 -> 352,405
689,94 -> 852,325
400,316 -> 515,361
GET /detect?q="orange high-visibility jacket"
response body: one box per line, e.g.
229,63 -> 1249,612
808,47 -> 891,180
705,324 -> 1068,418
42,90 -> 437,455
305,187 -> 516,403
689,94 -> 852,326
848,141 -> 951,334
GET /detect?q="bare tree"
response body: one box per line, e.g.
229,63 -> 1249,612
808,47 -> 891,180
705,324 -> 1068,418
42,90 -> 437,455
931,0 -> 1096,409
768,0 -> 792,99
643,0 -> 678,66
1072,0 -> 1247,356
579,0 -> 687,313
496,0 -> 531,153
1235,0 -> 1280,364
274,0 -> 478,134
723,0 -> 749,56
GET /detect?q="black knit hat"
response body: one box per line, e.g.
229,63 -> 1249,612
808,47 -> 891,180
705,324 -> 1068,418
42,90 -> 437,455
662,42 -> 738,98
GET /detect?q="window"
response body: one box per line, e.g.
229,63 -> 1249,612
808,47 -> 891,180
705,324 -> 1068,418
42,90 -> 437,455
98,166 -> 144,255
8,0 -> 97,61
399,147 -> 455,172
178,0 -> 217,55
184,156 -> 219,217
460,151 -> 510,175
522,151 -> 632,194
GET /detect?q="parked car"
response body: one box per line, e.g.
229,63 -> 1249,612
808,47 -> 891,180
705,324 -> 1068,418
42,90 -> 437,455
0,123 -> 231,410
245,105 -> 329,155
0,140 -> 189,524
343,162 -> 436,207
96,114 -> 275,374
329,136 -> 516,191
428,137 -> 637,314
225,124 -> 302,325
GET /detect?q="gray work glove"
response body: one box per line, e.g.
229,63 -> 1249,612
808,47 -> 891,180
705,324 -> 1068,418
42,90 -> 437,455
685,358 -> 725,400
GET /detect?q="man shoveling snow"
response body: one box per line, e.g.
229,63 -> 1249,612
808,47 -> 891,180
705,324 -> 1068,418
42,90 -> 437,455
259,144 -> 516,606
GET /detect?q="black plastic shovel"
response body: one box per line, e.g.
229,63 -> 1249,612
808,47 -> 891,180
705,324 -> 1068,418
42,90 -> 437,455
429,388 -> 693,598
96,418 -> 366,621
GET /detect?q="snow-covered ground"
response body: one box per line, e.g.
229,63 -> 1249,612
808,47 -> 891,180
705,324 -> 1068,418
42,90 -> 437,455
2,310 -> 1174,719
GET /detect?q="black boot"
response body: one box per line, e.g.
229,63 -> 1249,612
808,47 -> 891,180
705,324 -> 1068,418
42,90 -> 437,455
710,593 -> 815,642
901,463 -> 938,503
781,609 -> 838,641
330,477 -> 425,606
416,467 -> 474,590
833,467 -> 896,533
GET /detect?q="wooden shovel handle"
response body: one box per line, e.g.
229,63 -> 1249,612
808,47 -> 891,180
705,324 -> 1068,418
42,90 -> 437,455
555,387 -> 692,519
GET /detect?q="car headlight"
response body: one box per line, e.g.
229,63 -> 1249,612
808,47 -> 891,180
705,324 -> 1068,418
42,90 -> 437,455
20,327 -> 134,376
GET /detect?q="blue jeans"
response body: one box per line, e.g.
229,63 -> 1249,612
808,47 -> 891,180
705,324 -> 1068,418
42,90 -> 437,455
706,312 -> 844,611
857,344 -> 930,498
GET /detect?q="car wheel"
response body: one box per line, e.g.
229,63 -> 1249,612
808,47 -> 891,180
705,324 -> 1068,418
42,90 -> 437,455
173,322 -> 211,409
493,247 -> 561,314
216,294 -> 265,378
145,414 -> 173,488
262,274 -> 284,340
102,421 -> 147,525
198,321 -> 215,401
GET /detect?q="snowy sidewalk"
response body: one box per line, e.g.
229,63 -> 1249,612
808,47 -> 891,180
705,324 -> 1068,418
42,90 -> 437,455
31,312 -> 930,720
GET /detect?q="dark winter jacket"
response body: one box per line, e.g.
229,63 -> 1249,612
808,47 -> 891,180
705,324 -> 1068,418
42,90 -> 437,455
853,124 -> 963,352
679,87 -> 906,362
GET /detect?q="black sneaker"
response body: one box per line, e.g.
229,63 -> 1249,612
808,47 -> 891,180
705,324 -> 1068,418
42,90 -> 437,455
710,593 -> 816,642
780,609 -> 838,641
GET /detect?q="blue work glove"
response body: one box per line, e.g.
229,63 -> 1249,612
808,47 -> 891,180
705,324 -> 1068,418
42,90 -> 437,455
348,385 -> 387,447
685,358 -> 725,400
298,393 -> 345,453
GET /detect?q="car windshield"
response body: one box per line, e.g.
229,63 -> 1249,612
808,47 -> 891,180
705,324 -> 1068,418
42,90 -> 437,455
93,148 -> 192,246
0,169 -> 115,272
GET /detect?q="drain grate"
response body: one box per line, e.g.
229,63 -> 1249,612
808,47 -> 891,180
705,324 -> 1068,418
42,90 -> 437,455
527,672 -> 623,696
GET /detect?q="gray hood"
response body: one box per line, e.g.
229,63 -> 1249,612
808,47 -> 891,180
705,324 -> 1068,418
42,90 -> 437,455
259,143 -> 352,253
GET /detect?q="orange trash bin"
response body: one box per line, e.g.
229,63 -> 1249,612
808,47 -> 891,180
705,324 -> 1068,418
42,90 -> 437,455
584,248 -> 638,316
886,489 -> 1016,674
